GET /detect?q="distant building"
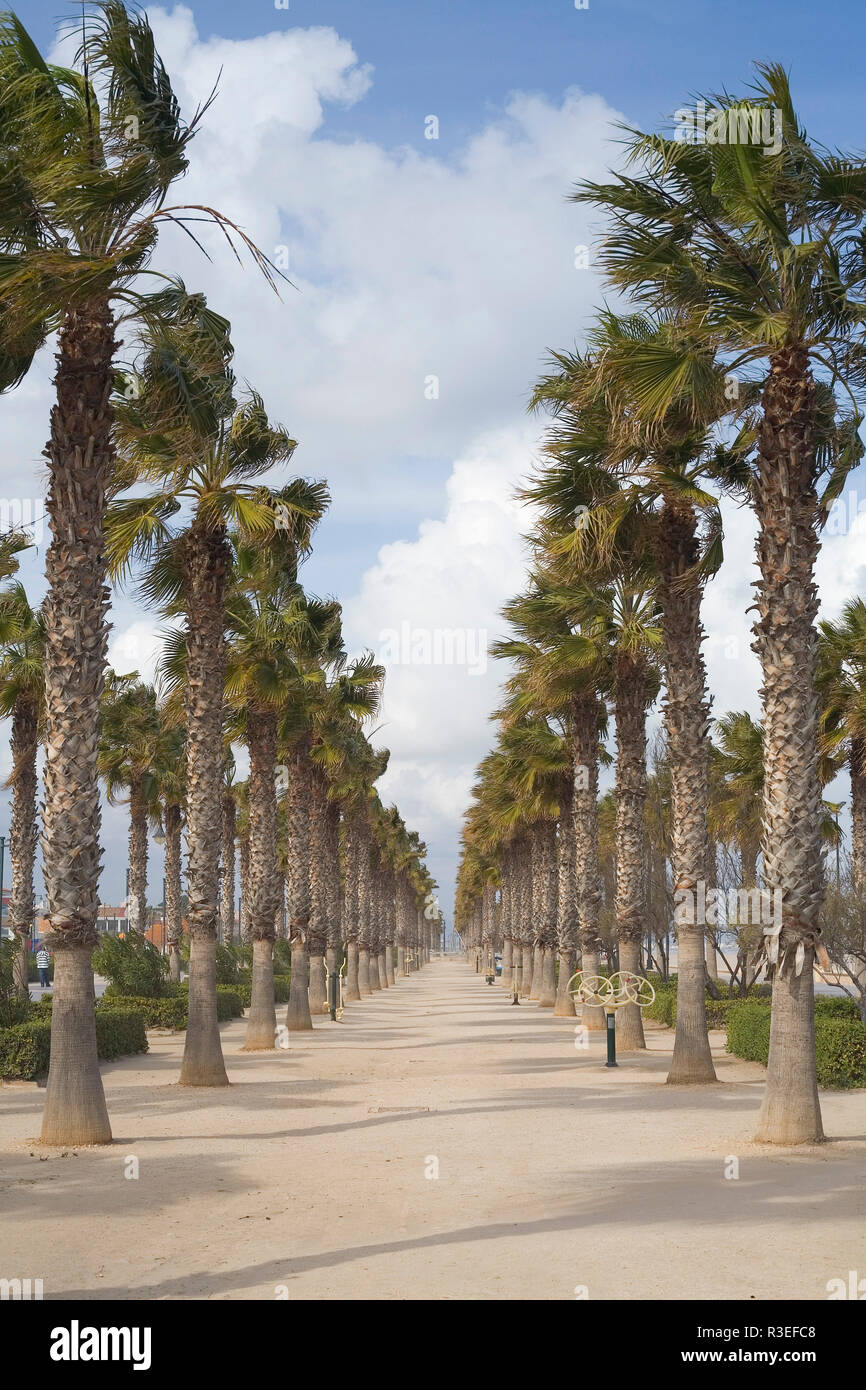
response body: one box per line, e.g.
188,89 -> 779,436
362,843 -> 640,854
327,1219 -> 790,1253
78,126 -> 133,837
28,905 -> 130,945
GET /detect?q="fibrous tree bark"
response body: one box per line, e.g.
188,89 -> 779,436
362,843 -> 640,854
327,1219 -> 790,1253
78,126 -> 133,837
9,697 -> 38,1003
40,299 -> 116,1144
243,710 -> 280,1049
753,349 -> 824,1142
179,519 -> 232,1087
658,501 -> 716,1085
285,742 -> 313,1030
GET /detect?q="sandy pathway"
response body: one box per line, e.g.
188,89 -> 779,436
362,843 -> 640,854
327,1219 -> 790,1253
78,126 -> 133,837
1,957 -> 864,1300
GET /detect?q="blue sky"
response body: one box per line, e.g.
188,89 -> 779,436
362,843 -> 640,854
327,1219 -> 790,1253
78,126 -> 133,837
21,0 -> 866,151
6,1 -> 866,924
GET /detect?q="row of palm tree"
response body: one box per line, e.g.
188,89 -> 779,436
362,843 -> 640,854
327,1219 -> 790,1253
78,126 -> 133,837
457,64 -> 866,1144
0,4 -> 439,1144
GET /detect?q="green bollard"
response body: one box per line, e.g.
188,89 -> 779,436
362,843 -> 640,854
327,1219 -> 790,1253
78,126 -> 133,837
328,971 -> 338,1021
605,1010 -> 617,1067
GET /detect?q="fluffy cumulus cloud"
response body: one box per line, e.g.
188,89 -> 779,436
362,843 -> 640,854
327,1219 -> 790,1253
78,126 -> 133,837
341,425 -> 537,897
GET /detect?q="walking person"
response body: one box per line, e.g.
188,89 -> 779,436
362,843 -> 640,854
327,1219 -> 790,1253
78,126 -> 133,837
36,943 -> 51,989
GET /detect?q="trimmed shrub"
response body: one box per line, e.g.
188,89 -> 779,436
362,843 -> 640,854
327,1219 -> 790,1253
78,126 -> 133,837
103,988 -> 245,1028
645,979 -> 773,1030
814,995 -> 859,1020
0,1008 -> 147,1081
725,1002 -> 771,1064
208,975 -> 288,1008
95,1008 -> 148,1061
217,988 -> 245,1020
726,1002 -> 866,1088
643,986 -> 676,1027
814,1019 -> 866,1087
99,995 -> 188,1029
0,1019 -> 51,1079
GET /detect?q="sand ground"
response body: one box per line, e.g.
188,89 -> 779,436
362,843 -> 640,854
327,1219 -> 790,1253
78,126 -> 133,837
1,956 -> 864,1301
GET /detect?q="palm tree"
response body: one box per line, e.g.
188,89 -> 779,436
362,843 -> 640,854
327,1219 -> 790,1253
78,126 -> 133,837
712,708 -> 842,990
0,582 -> 45,1000
574,68 -> 866,1140
109,316 -> 325,1082
492,579 -> 610,1025
0,2 -> 283,1145
99,673 -> 161,936
225,548 -> 317,1049
819,601 -> 866,887
308,654 -> 384,1009
284,735 -> 313,1029
710,712 -> 765,992
156,718 -> 187,983
333,736 -> 388,1001
529,313 -> 728,1078
0,8 -> 284,1142
599,582 -> 661,1048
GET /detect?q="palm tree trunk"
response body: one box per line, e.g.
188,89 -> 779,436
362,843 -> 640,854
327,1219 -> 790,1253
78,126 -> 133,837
325,801 -> 342,987
307,766 -> 329,1016
9,697 -> 38,1003
658,501 -> 716,1084
357,826 -> 373,997
368,863 -> 382,993
127,775 -> 148,935
536,821 -> 558,1007
239,834 -> 249,941
220,789 -> 236,945
179,520 -> 231,1087
395,873 -> 407,979
243,710 -> 280,1049
343,812 -> 361,1000
164,802 -> 183,982
849,740 -> 866,891
614,657 -> 648,1051
554,781 -> 577,1016
40,297 -> 116,1145
573,693 -> 605,1030
285,745 -> 313,1031
275,872 -> 287,938
753,348 -> 823,1143
501,936 -> 513,988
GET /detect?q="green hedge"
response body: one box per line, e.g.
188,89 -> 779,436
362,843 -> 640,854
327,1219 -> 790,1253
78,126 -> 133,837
102,988 -> 244,1028
182,976 -> 289,1008
0,1008 -> 147,1081
643,981 -> 855,1032
726,1002 -> 866,1088
100,995 -> 188,1029
725,1002 -> 771,1065
0,1020 -> 50,1079
95,1009 -> 149,1061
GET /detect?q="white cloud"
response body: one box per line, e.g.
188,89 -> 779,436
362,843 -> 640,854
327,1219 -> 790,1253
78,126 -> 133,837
107,620 -> 165,687
342,425 -> 535,881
